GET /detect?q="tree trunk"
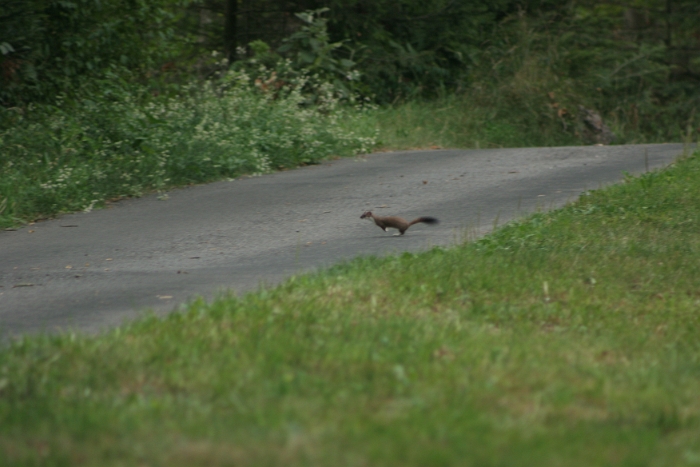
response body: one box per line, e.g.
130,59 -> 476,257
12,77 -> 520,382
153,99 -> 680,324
665,0 -> 672,48
224,0 -> 238,64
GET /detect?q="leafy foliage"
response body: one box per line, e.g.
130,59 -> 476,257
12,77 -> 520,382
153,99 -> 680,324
277,8 -> 361,98
306,0 -> 510,102
230,8 -> 363,102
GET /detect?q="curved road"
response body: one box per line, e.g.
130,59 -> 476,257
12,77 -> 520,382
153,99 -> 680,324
0,144 -> 690,337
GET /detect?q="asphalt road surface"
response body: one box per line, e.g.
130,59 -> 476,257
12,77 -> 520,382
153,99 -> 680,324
0,144 -> 691,338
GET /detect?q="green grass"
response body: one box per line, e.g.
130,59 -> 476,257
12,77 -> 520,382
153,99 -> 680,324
368,87 -> 696,152
370,94 -> 580,150
3,149 -> 700,465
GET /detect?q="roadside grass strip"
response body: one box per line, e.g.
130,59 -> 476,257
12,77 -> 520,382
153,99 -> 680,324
2,150 -> 700,466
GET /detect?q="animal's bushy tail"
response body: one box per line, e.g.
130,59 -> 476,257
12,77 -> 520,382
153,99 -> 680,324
409,216 -> 439,226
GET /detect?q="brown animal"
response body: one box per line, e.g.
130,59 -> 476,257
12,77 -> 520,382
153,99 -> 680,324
360,211 -> 439,236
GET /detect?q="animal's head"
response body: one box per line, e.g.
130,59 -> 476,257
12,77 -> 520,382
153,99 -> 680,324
360,211 -> 373,219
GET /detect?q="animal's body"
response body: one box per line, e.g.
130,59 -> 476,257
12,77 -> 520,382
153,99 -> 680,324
360,211 -> 439,236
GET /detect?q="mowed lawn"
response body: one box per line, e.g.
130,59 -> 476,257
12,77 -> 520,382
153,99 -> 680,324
2,149 -> 700,466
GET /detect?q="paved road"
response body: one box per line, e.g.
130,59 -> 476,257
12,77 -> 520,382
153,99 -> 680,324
0,144 -> 691,337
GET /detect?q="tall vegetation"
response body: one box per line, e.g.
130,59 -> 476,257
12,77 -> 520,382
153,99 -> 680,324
0,72 -> 376,228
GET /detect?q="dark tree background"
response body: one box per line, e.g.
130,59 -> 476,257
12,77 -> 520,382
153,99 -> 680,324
1,0 -> 698,105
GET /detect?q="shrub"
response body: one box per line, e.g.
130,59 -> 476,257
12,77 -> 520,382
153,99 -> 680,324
0,72 -> 376,227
